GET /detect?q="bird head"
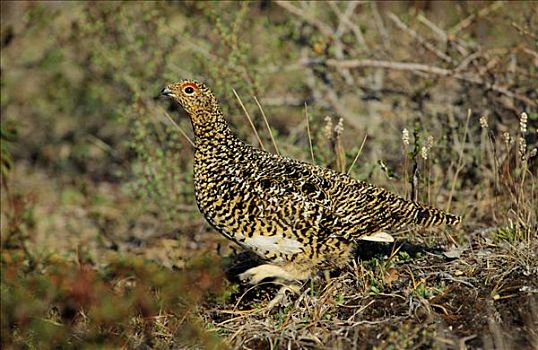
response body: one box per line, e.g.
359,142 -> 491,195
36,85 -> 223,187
160,80 -> 226,136
160,80 -> 218,117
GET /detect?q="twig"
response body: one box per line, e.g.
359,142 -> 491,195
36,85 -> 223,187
424,272 -> 476,288
458,334 -> 478,350
275,1 -> 334,39
328,2 -> 356,84
511,22 -> 538,41
521,46 -> 538,62
326,58 -> 456,75
387,13 -> 452,63
450,1 -> 504,35
331,1 -> 368,50
370,2 -> 390,50
417,14 -> 448,42
347,133 -> 368,175
417,13 -> 469,56
304,102 -> 315,164
232,89 -> 266,151
454,51 -> 484,73
253,96 -> 280,155
160,110 -> 195,147
301,55 -> 363,131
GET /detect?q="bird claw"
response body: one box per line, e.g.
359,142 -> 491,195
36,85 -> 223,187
266,284 -> 301,309
238,264 -> 303,309
238,268 -> 265,285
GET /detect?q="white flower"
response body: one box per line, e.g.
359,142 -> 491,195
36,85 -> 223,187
402,128 -> 410,146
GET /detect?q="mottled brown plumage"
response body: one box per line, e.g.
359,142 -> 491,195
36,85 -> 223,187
161,80 -> 460,299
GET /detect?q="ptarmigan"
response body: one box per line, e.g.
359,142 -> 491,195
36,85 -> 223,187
160,80 -> 460,306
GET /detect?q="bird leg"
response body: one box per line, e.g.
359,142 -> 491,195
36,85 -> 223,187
239,264 -> 298,284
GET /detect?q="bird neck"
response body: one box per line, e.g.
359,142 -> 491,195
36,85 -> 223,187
190,109 -> 235,143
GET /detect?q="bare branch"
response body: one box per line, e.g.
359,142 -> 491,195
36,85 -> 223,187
417,13 -> 469,56
327,58 -> 453,75
454,51 -> 484,73
328,2 -> 355,85
370,2 -> 390,50
511,21 -> 538,41
323,58 -> 536,107
275,1 -> 334,39
450,1 -> 504,36
417,14 -> 448,42
331,1 -> 368,50
387,13 -> 452,63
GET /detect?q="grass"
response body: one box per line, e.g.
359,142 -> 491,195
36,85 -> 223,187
1,1 -> 537,349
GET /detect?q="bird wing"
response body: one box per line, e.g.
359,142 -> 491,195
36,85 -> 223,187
248,152 -> 390,241
250,150 -> 441,240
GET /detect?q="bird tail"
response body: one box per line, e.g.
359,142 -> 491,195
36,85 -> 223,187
411,204 -> 461,227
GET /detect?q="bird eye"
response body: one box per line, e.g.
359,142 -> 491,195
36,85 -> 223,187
184,86 -> 195,94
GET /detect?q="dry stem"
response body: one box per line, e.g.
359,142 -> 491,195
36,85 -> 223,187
233,89 -> 266,151
304,102 -> 315,164
254,96 -> 280,155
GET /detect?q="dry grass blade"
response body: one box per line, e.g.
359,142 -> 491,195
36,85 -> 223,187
347,133 -> 368,175
446,109 -> 472,213
304,102 -> 315,163
160,109 -> 195,147
232,88 -> 266,151
254,96 -> 280,155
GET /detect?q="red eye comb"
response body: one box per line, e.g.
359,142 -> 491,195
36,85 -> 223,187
182,82 -> 198,90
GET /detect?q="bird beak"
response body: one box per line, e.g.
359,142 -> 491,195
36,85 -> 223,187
160,87 -> 175,97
